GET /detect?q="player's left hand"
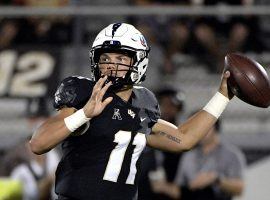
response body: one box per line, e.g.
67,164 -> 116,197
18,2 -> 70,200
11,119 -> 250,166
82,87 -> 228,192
83,76 -> 113,118
219,70 -> 234,100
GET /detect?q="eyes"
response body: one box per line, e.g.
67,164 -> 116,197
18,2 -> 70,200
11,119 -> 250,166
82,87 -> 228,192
99,54 -> 130,64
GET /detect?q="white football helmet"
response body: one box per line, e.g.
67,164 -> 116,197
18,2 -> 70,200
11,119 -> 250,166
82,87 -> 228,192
89,23 -> 150,90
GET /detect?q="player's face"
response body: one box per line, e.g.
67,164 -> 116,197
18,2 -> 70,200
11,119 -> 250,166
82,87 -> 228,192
99,53 -> 132,78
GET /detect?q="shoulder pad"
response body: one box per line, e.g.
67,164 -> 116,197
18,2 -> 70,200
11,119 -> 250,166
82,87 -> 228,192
54,76 -> 94,110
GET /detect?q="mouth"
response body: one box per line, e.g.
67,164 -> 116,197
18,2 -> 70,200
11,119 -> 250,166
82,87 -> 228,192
101,71 -> 126,78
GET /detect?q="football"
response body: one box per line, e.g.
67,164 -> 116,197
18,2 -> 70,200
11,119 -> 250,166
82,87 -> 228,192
225,53 -> 270,108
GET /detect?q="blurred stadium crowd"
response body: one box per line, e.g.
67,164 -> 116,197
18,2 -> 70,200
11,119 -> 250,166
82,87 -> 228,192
0,0 -> 269,73
0,0 -> 270,200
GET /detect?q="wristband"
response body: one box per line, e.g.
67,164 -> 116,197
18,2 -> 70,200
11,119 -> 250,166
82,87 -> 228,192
203,92 -> 229,118
64,109 -> 90,132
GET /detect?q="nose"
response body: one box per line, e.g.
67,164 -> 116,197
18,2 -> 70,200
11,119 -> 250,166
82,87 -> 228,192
102,63 -> 118,76
106,62 -> 117,70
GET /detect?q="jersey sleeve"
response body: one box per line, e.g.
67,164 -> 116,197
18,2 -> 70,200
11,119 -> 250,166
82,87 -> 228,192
146,96 -> 161,128
53,76 -> 94,110
134,86 -> 161,128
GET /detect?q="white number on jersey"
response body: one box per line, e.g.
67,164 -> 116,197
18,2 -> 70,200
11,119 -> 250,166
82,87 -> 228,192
103,131 -> 146,185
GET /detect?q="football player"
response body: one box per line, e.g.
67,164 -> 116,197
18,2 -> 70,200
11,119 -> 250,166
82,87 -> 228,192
30,23 -> 232,200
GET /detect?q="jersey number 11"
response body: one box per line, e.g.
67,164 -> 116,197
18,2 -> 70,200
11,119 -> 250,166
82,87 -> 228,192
103,131 -> 146,185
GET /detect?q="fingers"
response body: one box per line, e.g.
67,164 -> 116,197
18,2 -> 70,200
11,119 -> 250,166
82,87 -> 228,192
221,70 -> 230,80
102,97 -> 113,107
221,71 -> 230,83
223,70 -> 230,78
96,81 -> 112,102
92,76 -> 108,99
223,71 -> 234,99
92,76 -> 112,104
219,70 -> 234,99
94,76 -> 107,90
99,81 -> 112,98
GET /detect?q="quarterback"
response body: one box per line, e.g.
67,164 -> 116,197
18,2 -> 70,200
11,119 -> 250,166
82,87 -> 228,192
30,23 -> 232,200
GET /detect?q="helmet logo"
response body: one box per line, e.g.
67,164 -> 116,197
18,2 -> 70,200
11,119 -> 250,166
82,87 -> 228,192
140,36 -> 147,47
112,23 -> 122,38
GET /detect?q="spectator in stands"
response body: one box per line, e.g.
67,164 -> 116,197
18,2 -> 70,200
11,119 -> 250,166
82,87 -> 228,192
152,118 -> 246,200
132,0 -> 191,44
190,0 -> 266,73
79,0 -> 129,44
163,19 -> 195,74
136,22 -> 166,90
146,87 -> 186,200
33,0 -> 72,45
256,0 -> 270,50
18,16 -> 72,45
132,0 -> 266,74
1,139 -> 29,176
5,137 -> 59,200
137,147 -> 159,200
138,87 -> 186,200
0,0 -> 72,45
155,87 -> 186,184
0,19 -> 20,49
176,118 -> 246,200
0,0 -> 24,50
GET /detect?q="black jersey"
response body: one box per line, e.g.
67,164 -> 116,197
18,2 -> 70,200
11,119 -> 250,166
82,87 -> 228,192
53,76 -> 160,200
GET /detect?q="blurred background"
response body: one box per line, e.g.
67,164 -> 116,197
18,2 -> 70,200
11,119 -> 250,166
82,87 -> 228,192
0,0 -> 269,200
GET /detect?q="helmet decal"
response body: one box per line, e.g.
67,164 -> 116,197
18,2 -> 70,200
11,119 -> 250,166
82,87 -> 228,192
112,23 -> 122,38
140,36 -> 147,47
